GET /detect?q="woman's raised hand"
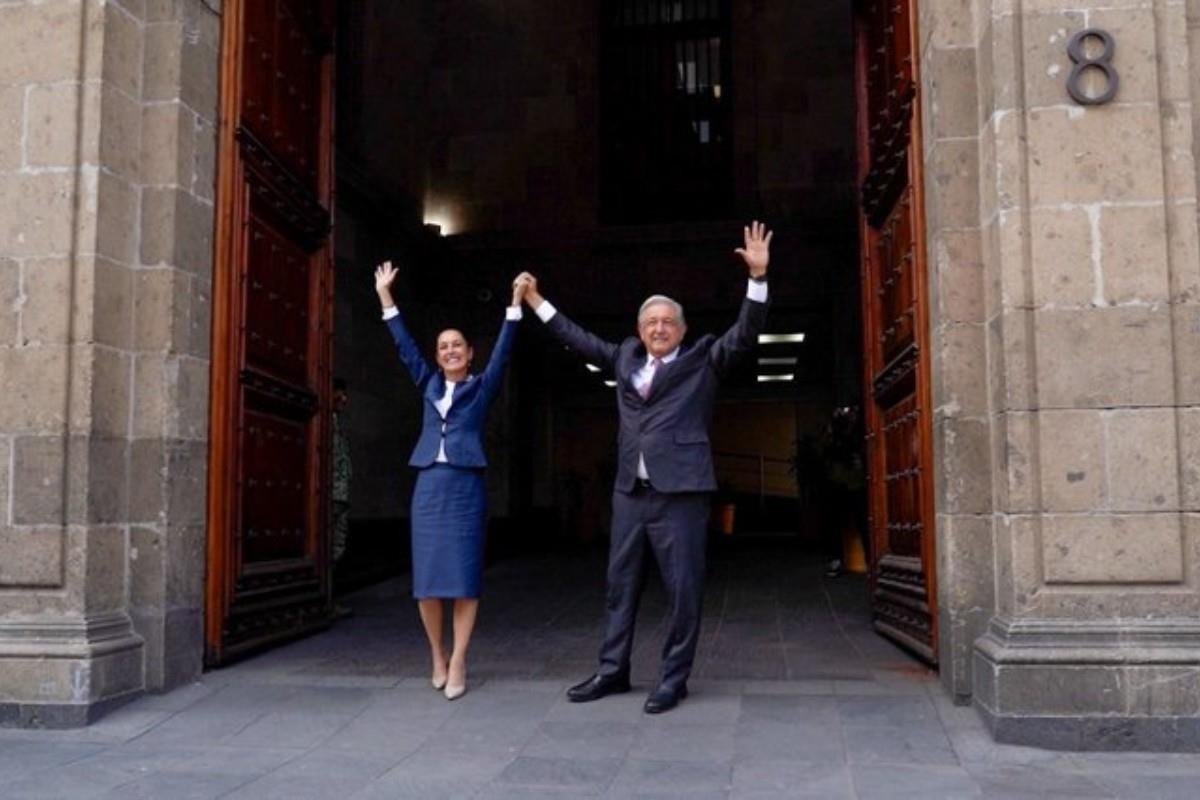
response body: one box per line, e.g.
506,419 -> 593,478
511,273 -> 532,306
375,260 -> 399,294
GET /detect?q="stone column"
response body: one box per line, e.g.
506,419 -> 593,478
970,0 -> 1200,749
0,0 -> 217,727
919,0 -> 999,704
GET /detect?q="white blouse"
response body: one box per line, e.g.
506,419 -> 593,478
434,379 -> 456,463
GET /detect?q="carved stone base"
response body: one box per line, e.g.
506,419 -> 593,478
0,612 -> 145,729
974,616 -> 1200,751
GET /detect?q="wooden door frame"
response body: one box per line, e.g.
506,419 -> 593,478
205,0 -> 245,665
206,0 -> 337,666
853,0 -> 939,664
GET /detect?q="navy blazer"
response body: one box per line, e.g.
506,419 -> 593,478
546,292 -> 768,494
386,310 -> 518,469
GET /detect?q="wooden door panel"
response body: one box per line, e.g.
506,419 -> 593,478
855,0 -> 937,663
241,0 -> 275,136
240,408 -> 309,563
208,0 -> 335,666
244,210 -> 312,384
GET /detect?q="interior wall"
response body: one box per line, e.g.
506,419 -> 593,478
333,0 -> 439,524
422,0 -> 858,237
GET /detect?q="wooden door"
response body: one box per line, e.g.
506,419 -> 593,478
206,0 -> 336,665
853,0 -> 938,663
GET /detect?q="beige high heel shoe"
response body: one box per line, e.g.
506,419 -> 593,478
431,660 -> 449,691
444,659 -> 466,700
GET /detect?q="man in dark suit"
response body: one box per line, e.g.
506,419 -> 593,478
515,221 -> 772,713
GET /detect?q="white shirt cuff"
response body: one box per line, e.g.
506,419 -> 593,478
534,300 -> 557,322
381,306 -> 399,321
506,305 -> 523,321
747,279 -> 768,303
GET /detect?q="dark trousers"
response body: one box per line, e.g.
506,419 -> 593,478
597,485 -> 711,691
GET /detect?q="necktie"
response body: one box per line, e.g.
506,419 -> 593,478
638,358 -> 661,399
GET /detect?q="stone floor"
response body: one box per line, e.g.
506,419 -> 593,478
4,538 -> 1200,798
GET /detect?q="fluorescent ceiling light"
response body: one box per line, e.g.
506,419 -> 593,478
603,380 -> 617,388
757,333 -> 805,344
757,357 -> 798,366
757,374 -> 795,383
585,363 -> 601,373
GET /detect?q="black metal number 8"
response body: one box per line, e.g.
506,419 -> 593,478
1066,28 -> 1118,106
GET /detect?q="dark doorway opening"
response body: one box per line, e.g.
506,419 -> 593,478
321,0 -> 922,673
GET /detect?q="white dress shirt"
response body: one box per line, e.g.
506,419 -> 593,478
433,379 -> 455,463
535,279 -> 768,482
631,349 -> 678,479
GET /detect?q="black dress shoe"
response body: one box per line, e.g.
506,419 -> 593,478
566,672 -> 631,703
643,684 -> 688,714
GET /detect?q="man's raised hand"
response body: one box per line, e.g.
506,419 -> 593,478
374,260 -> 399,309
734,221 -> 772,279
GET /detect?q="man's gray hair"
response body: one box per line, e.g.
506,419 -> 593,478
638,294 -> 686,327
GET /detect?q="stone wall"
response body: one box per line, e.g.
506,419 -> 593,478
919,0 -> 998,705
0,0 -> 217,725
959,0 -> 1200,748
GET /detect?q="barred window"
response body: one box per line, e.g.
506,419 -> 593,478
600,0 -> 733,224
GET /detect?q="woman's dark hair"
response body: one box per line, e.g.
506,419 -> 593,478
436,327 -> 473,349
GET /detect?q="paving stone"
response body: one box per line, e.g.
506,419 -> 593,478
733,720 -> 846,764
75,743 -> 306,778
731,758 -> 855,798
837,694 -> 942,729
127,681 -> 217,712
843,723 -> 960,766
851,763 -> 983,799
222,750 -> 402,799
224,711 -> 361,748
964,763 -> 1116,799
1091,773 -> 1200,800
352,749 -> 512,799
521,720 -> 639,761
630,722 -> 736,763
607,758 -> 733,794
98,770 -> 251,799
0,741 -> 109,780
494,755 -> 621,792
739,694 -> 840,725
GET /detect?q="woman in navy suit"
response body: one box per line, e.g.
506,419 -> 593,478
374,261 -> 527,700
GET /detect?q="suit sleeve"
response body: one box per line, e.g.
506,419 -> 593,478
480,314 -> 519,400
384,311 -> 435,389
546,309 -> 621,369
708,288 -> 769,377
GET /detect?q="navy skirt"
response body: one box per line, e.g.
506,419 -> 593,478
410,464 -> 487,598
